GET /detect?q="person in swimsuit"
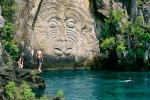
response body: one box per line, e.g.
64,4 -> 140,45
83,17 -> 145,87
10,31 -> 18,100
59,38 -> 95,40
36,49 -> 43,72
17,57 -> 24,68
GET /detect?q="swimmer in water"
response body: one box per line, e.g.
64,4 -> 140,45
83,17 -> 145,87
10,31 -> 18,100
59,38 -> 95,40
119,78 -> 132,82
125,78 -> 131,82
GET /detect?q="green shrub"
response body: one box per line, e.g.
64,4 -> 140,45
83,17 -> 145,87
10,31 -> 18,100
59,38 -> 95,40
0,0 -> 19,60
102,10 -> 125,38
100,10 -> 150,70
116,43 -> 126,52
5,81 -> 36,100
2,40 -> 19,60
57,89 -> 64,100
6,61 -> 13,67
138,0 -> 144,6
5,80 -> 16,99
0,0 -> 17,22
39,95 -> 48,100
1,20 -> 15,41
5,81 -> 48,100
21,81 -> 36,100
30,70 -> 37,76
100,37 -> 115,51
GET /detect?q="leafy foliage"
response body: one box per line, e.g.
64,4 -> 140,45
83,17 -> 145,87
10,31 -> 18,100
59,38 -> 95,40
116,43 -> 126,52
6,61 -> 13,67
0,0 -> 17,22
0,0 -> 19,60
1,20 -> 15,41
2,40 -> 19,59
120,16 -> 148,59
30,70 -> 37,76
138,0 -> 144,6
100,37 -> 115,51
102,10 -> 125,38
100,10 -> 125,53
57,89 -> 64,100
100,10 -> 150,70
21,81 -> 36,100
5,81 -> 16,99
5,81 -> 36,100
5,81 -> 48,100
107,10 -> 126,24
39,96 -> 48,100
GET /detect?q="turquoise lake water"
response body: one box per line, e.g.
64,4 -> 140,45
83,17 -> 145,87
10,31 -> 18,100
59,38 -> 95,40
34,70 -> 150,100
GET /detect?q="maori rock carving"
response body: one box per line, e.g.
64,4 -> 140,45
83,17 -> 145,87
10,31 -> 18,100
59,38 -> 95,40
31,0 -> 100,63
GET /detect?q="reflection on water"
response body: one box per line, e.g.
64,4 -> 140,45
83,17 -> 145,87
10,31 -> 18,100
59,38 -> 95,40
33,70 -> 150,100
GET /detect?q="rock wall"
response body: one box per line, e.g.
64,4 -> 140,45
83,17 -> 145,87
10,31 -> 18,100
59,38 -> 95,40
91,0 -> 150,40
143,1 -> 150,25
13,0 -> 150,69
0,6 -> 4,29
94,0 -> 150,25
14,0 -> 100,69
0,6 -> 9,68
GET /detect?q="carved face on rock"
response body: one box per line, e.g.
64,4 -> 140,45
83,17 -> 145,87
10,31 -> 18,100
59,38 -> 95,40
48,14 -> 78,56
32,0 -> 99,62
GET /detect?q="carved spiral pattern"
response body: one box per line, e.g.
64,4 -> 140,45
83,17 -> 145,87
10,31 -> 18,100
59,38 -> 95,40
32,0 -> 99,61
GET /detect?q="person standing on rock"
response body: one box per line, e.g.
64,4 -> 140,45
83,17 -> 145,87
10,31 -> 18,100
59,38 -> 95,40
36,49 -> 43,72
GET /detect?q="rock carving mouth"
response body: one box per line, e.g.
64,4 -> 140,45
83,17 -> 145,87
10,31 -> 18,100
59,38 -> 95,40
53,41 -> 73,57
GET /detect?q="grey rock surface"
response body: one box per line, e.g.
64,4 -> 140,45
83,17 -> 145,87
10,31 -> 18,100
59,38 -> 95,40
143,1 -> 150,25
14,0 -> 100,69
0,6 -> 4,29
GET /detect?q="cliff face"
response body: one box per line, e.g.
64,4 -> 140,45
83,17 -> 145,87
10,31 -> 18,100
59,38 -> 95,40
92,0 -> 150,34
143,1 -> 150,25
14,0 -> 100,69
12,0 -> 150,69
0,6 -> 4,29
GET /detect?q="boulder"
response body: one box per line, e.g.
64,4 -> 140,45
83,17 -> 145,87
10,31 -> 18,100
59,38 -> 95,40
0,66 -> 45,99
15,68 -> 45,89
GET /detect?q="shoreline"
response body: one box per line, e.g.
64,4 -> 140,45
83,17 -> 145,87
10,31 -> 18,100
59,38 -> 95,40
41,67 -> 91,71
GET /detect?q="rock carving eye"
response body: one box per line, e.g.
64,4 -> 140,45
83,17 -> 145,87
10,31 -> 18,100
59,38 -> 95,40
49,19 -> 58,28
66,20 -> 75,28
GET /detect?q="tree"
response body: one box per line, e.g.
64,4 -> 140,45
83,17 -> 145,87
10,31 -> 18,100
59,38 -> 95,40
0,0 -> 19,60
100,10 -> 150,70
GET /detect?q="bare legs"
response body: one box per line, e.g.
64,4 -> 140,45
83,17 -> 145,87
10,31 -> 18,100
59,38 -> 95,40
18,64 -> 23,68
38,64 -> 42,72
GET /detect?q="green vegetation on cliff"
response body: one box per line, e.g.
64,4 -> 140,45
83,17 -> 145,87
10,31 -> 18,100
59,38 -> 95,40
5,81 -> 48,100
0,0 -> 19,60
100,10 -> 150,71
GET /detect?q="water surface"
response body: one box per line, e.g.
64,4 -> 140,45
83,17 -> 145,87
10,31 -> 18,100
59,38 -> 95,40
35,70 -> 150,100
